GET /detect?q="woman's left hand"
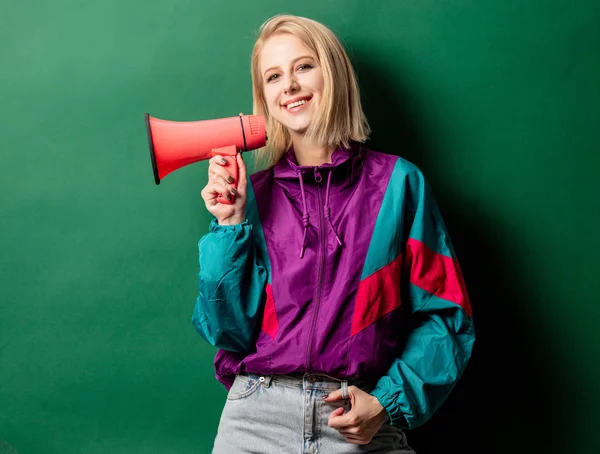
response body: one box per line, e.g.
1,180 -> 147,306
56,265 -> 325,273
324,386 -> 390,445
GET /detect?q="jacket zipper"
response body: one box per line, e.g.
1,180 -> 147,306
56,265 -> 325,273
305,168 -> 326,371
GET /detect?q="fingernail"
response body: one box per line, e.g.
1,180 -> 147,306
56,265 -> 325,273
230,187 -> 237,195
228,176 -> 234,183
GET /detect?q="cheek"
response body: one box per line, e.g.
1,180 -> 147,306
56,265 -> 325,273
315,74 -> 325,97
263,86 -> 278,106
315,81 -> 325,98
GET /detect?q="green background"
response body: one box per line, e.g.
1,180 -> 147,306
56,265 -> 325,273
1,1 -> 599,452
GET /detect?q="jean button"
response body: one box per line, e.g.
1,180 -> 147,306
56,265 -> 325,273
308,376 -> 317,383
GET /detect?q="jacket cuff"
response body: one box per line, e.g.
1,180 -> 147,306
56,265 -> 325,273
370,388 -> 410,429
208,218 -> 250,233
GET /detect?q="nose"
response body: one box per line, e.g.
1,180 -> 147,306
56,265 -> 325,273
283,73 -> 299,94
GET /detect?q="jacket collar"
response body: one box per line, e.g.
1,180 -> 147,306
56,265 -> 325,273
273,142 -> 363,187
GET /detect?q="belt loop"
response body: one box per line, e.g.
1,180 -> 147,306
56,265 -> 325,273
341,380 -> 349,399
262,374 -> 273,388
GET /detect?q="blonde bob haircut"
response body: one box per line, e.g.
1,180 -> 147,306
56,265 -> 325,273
251,14 -> 370,167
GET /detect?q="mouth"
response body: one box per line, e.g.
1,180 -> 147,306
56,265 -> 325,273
282,96 -> 313,112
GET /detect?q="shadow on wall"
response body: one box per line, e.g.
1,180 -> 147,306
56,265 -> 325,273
0,439 -> 19,454
353,52 -> 567,453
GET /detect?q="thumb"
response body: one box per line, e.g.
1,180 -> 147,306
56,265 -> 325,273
236,153 -> 247,185
323,389 -> 344,402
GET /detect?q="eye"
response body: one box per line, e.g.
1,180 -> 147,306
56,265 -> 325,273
266,73 -> 279,82
297,63 -> 313,71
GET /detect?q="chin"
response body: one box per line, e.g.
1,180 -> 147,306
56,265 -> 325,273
287,123 -> 310,135
271,118 -> 308,135
281,116 -> 312,135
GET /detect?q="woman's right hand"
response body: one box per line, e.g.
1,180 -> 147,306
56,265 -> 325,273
201,153 -> 247,225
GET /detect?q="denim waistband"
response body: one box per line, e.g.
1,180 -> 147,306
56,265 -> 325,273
239,371 -> 373,393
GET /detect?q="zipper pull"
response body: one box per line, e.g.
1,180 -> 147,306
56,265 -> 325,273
314,167 -> 322,183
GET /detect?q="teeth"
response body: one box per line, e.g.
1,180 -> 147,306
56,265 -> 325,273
287,99 -> 308,109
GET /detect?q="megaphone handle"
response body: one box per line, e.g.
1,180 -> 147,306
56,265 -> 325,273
212,145 -> 239,205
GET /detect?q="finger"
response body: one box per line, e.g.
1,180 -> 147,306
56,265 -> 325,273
201,182 -> 219,199
330,410 -> 361,431
232,154 -> 247,198
328,408 -> 350,429
210,172 -> 238,195
209,155 -> 229,166
201,184 -> 221,206
209,163 -> 235,184
345,436 -> 368,445
338,426 -> 361,435
323,389 -> 343,402
201,188 -> 218,206
330,407 -> 345,417
236,153 -> 247,186
203,182 -> 232,203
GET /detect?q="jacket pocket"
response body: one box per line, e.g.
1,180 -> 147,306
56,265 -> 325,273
226,374 -> 263,401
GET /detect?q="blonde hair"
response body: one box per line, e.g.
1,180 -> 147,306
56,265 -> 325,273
251,14 -> 370,167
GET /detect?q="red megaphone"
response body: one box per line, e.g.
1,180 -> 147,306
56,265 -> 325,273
145,113 -> 267,204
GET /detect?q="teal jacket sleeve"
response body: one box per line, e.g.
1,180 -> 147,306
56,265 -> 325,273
192,217 -> 268,352
370,169 -> 475,429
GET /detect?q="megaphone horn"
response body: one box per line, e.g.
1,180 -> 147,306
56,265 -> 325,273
145,113 -> 267,204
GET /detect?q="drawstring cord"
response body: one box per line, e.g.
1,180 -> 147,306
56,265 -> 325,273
324,171 -> 343,247
298,169 -> 310,259
296,168 -> 343,258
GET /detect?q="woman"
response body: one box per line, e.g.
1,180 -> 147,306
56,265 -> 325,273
194,14 -> 475,453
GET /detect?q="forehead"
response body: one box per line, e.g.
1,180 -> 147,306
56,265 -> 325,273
259,33 -> 314,71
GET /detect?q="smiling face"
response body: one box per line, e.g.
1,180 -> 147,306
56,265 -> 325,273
259,33 -> 325,138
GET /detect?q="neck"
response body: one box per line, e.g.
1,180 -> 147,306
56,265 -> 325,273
291,133 -> 335,166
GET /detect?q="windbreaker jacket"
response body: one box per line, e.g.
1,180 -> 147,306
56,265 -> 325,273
193,144 -> 475,429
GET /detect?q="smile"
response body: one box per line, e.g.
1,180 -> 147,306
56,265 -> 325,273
283,97 -> 312,111
289,99 -> 307,108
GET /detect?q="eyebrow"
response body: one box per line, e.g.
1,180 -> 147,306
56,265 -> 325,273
263,55 -> 315,77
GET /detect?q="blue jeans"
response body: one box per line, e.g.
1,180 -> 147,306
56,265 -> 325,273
212,372 -> 415,453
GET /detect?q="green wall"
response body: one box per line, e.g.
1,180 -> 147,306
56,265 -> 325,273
1,1 -> 599,452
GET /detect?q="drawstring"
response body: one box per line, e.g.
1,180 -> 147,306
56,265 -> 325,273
297,170 -> 310,259
296,168 -> 343,259
324,171 -> 343,247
